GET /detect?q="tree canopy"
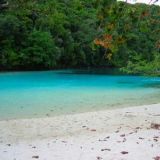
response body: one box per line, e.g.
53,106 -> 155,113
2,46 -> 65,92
0,0 -> 160,75
95,1 -> 160,75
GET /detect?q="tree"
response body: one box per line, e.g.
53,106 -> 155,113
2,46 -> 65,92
21,30 -> 60,69
94,1 -> 160,74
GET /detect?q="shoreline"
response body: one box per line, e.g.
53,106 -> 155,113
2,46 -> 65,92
0,103 -> 160,160
0,101 -> 160,121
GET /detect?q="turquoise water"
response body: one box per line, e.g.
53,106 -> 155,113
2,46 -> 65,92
0,70 -> 160,120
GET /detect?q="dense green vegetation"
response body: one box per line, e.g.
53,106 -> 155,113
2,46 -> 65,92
96,1 -> 160,75
0,0 -> 160,75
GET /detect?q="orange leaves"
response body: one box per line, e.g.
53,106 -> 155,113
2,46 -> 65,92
94,34 -> 125,49
94,34 -> 113,49
94,34 -> 114,60
141,11 -> 150,18
104,34 -> 112,40
94,34 -> 126,61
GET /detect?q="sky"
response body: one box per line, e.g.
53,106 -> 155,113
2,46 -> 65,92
117,0 -> 160,5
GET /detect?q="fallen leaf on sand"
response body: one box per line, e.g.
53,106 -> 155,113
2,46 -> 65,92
153,156 -> 160,160
153,136 -> 159,139
99,139 -> 107,142
153,138 -> 158,142
97,156 -> 103,160
123,138 -> 126,142
121,151 -> 129,154
105,136 -> 110,139
120,134 -> 125,137
101,148 -> 111,151
151,123 -> 160,130
32,156 -> 39,159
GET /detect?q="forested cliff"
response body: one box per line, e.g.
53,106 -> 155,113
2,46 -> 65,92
0,0 -> 160,75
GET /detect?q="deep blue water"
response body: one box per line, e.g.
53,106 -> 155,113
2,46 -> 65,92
0,70 -> 160,120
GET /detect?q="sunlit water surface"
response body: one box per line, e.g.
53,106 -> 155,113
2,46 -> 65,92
0,70 -> 160,120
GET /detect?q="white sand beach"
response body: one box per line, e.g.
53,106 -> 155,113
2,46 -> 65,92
0,103 -> 160,160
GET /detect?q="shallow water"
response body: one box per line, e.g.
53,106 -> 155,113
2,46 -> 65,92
0,70 -> 160,120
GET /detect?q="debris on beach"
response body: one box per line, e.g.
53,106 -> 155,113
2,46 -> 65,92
153,138 -> 158,142
121,151 -> 129,154
153,156 -> 160,160
120,134 -> 125,137
32,156 -> 39,159
151,123 -> 160,130
96,156 -> 103,160
101,148 -> 111,151
115,130 -> 119,133
122,138 -> 127,142
105,136 -> 110,139
98,139 -> 107,142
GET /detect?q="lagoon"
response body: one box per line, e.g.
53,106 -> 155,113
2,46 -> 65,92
0,70 -> 160,120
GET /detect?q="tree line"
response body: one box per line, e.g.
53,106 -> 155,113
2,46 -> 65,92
0,0 -> 160,75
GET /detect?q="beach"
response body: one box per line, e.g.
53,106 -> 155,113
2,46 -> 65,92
0,103 -> 160,160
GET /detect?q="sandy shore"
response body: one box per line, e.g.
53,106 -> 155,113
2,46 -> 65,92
0,104 -> 160,160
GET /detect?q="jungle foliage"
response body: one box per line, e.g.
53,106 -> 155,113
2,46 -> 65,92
95,1 -> 160,75
0,0 -> 160,75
